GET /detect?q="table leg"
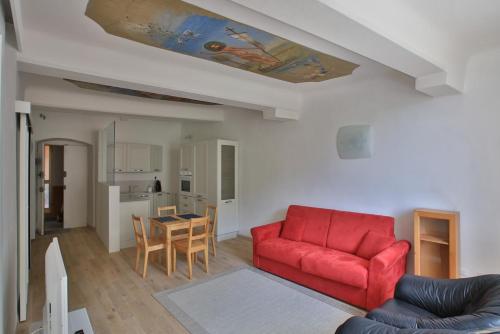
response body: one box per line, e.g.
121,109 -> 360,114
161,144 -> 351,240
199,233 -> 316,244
166,228 -> 172,276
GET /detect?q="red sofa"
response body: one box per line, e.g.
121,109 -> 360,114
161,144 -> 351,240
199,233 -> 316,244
251,205 -> 411,310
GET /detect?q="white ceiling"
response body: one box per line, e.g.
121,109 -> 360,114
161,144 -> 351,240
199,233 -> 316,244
402,0 -> 500,55
11,0 -> 500,120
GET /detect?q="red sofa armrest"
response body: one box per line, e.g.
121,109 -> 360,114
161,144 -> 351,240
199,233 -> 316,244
250,221 -> 283,267
251,221 -> 283,244
366,240 -> 411,310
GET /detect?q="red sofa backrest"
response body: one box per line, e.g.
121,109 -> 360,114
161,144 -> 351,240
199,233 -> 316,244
285,205 -> 332,247
283,205 -> 395,254
327,210 -> 394,253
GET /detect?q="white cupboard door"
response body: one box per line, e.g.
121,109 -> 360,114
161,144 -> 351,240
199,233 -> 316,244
127,143 -> 151,172
114,143 -> 127,173
178,195 -> 195,214
217,142 -> 239,239
180,143 -> 194,172
63,145 -> 88,228
194,141 -> 208,197
150,145 -> 163,172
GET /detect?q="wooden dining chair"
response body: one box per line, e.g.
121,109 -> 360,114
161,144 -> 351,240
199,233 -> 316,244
205,205 -> 218,256
157,205 -> 177,216
132,215 -> 166,278
172,216 -> 210,279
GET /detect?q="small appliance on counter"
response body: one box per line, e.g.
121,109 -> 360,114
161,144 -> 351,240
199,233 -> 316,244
153,177 -> 162,192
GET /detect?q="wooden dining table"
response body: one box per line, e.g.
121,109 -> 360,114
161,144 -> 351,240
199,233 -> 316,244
149,213 -> 201,276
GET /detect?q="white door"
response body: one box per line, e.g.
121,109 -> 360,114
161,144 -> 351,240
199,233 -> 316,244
194,141 -> 208,198
217,141 -> 239,239
18,111 -> 30,321
64,145 -> 88,228
127,143 -> 151,172
36,142 -> 45,235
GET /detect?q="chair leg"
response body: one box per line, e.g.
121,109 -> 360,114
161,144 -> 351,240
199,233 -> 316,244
172,247 -> 177,273
135,247 -> 141,273
193,252 -> 197,264
204,248 -> 209,273
211,236 -> 217,257
143,250 -> 149,279
187,252 -> 192,279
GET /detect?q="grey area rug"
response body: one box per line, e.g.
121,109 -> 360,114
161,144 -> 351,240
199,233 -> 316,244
154,267 -> 365,334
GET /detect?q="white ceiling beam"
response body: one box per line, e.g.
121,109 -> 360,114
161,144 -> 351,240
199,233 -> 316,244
9,0 -> 25,51
17,29 -> 302,120
22,74 -> 225,122
223,0 -> 464,96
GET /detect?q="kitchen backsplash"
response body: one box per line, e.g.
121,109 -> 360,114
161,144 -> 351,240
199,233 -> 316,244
116,180 -> 158,193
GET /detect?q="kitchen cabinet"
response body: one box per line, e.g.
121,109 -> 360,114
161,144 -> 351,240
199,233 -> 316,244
180,143 -> 194,172
114,143 -> 127,173
153,192 -> 175,215
194,141 -> 208,198
113,143 -> 162,173
126,143 -> 151,172
178,194 -> 195,214
150,145 -> 163,172
179,139 -> 239,240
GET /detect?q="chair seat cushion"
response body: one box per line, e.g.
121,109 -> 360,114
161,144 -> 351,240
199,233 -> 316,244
174,239 -> 205,251
257,238 -> 322,269
301,248 -> 369,289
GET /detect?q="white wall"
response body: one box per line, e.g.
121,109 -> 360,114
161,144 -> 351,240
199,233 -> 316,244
182,46 -> 500,277
0,20 -> 19,334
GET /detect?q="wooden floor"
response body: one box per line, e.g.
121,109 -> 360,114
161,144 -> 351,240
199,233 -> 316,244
16,227 -> 252,334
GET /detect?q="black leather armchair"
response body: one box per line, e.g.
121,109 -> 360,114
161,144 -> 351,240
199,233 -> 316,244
336,274 -> 500,333
336,316 -> 468,333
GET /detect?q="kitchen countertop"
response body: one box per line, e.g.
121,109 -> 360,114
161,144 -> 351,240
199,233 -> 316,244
119,192 -> 174,202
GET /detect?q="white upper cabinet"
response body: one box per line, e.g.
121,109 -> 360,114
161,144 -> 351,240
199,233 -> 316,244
180,143 -> 194,172
194,141 -> 208,198
114,143 -> 127,173
126,143 -> 151,173
150,145 -> 163,172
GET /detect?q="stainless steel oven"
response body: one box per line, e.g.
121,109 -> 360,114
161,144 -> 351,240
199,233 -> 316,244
179,174 -> 193,195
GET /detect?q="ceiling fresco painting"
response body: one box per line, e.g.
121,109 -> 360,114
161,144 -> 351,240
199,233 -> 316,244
86,0 -> 359,83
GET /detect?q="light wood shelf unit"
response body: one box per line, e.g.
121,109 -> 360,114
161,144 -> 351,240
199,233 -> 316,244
414,209 -> 459,279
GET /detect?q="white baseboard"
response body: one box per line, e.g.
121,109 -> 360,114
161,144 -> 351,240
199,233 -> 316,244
216,231 -> 238,242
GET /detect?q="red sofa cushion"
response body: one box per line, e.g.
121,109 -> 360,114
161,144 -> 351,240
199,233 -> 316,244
327,210 -> 394,253
356,231 -> 396,259
302,248 -> 369,289
257,238 -> 322,269
281,214 -> 306,241
283,205 -> 333,246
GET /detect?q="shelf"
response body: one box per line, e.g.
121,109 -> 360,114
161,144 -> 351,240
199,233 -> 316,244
420,234 -> 449,245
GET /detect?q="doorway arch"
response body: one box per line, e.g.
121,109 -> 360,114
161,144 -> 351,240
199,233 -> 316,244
33,138 -> 94,236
